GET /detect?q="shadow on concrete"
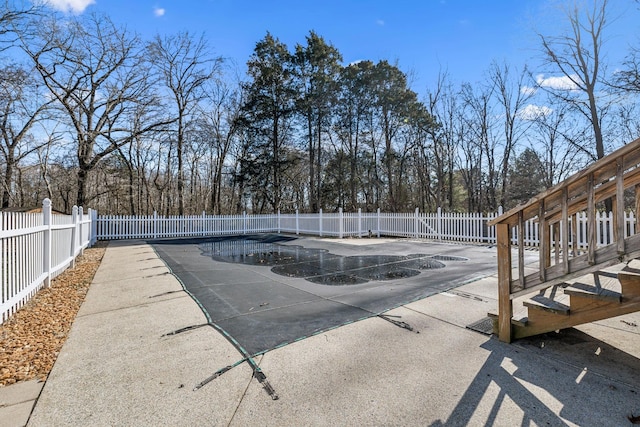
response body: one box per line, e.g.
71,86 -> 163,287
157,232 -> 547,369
431,329 -> 640,426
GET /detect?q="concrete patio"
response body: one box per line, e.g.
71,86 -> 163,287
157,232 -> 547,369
2,237 -> 639,426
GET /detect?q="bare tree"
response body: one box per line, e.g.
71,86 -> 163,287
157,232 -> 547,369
617,102 -> 640,144
21,13 -> 171,207
537,0 -> 614,161
148,31 -> 222,215
0,0 -> 39,51
196,79 -> 241,214
0,63 -> 54,207
425,71 -> 463,210
461,81 -> 498,211
531,102 -> 584,188
488,61 -> 535,208
36,128 -> 63,202
615,44 -> 640,94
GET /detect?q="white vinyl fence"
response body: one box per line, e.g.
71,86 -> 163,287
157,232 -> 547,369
96,208 -> 501,242
1,199 -> 96,324
96,207 -> 638,249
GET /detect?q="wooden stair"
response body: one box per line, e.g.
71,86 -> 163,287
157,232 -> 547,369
488,136 -> 640,342
489,260 -> 640,339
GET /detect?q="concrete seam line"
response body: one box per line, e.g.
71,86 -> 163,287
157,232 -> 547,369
227,355 -> 264,427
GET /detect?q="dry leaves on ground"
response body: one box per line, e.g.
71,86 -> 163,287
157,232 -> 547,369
0,242 -> 107,386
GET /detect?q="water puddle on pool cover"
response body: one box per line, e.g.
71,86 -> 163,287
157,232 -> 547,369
199,237 -> 468,286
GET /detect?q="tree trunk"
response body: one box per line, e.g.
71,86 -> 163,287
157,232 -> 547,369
76,168 -> 88,208
272,112 -> 281,212
308,114 -> 316,212
316,113 -> 322,211
2,152 -> 14,208
177,123 -> 185,215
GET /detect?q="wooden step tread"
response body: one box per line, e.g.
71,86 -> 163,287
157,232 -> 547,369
487,310 -> 528,326
564,282 -> 621,302
564,271 -> 621,292
617,269 -> 640,298
513,297 -> 640,340
620,268 -> 640,277
524,295 -> 570,315
626,258 -> 640,271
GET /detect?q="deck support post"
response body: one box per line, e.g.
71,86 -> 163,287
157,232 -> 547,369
497,223 -> 513,343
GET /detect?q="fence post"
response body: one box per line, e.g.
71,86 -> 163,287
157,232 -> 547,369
278,209 -> 281,234
377,208 -> 381,238
43,198 -> 52,287
436,207 -> 442,241
492,206 -> 503,244
358,208 -> 362,238
70,206 -> 78,268
87,208 -> 93,245
153,211 -> 158,239
78,206 -> 84,253
91,209 -> 98,245
296,209 -> 299,235
319,208 -> 323,237
415,207 -> 420,239
339,208 -> 344,238
243,211 -> 247,235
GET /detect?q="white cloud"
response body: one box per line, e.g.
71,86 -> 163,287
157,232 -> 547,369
519,104 -> 553,120
154,7 -> 165,17
376,19 -> 384,26
520,86 -> 537,96
536,74 -> 580,91
43,0 -> 94,14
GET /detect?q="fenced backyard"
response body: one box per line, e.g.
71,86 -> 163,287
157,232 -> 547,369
2,200 -> 639,324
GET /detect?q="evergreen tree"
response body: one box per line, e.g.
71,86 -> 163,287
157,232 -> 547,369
294,31 -> 342,212
505,147 -> 546,208
239,33 -> 297,212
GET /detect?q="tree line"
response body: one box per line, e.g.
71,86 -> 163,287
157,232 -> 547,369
1,0 -> 640,215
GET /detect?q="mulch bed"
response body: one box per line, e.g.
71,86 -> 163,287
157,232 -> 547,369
0,242 -> 107,386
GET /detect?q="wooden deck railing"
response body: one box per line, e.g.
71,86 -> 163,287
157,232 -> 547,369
488,137 -> 640,342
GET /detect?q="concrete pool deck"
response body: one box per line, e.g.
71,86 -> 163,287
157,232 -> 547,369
4,238 -> 640,426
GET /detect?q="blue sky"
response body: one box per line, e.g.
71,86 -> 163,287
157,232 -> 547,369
42,0 -> 640,93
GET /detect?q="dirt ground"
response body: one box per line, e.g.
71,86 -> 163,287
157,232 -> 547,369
0,242 -> 107,386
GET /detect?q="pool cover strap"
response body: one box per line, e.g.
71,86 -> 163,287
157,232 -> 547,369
378,314 -> 417,332
254,370 -> 279,400
193,362 -> 242,391
193,353 -> 279,399
162,323 -> 209,337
